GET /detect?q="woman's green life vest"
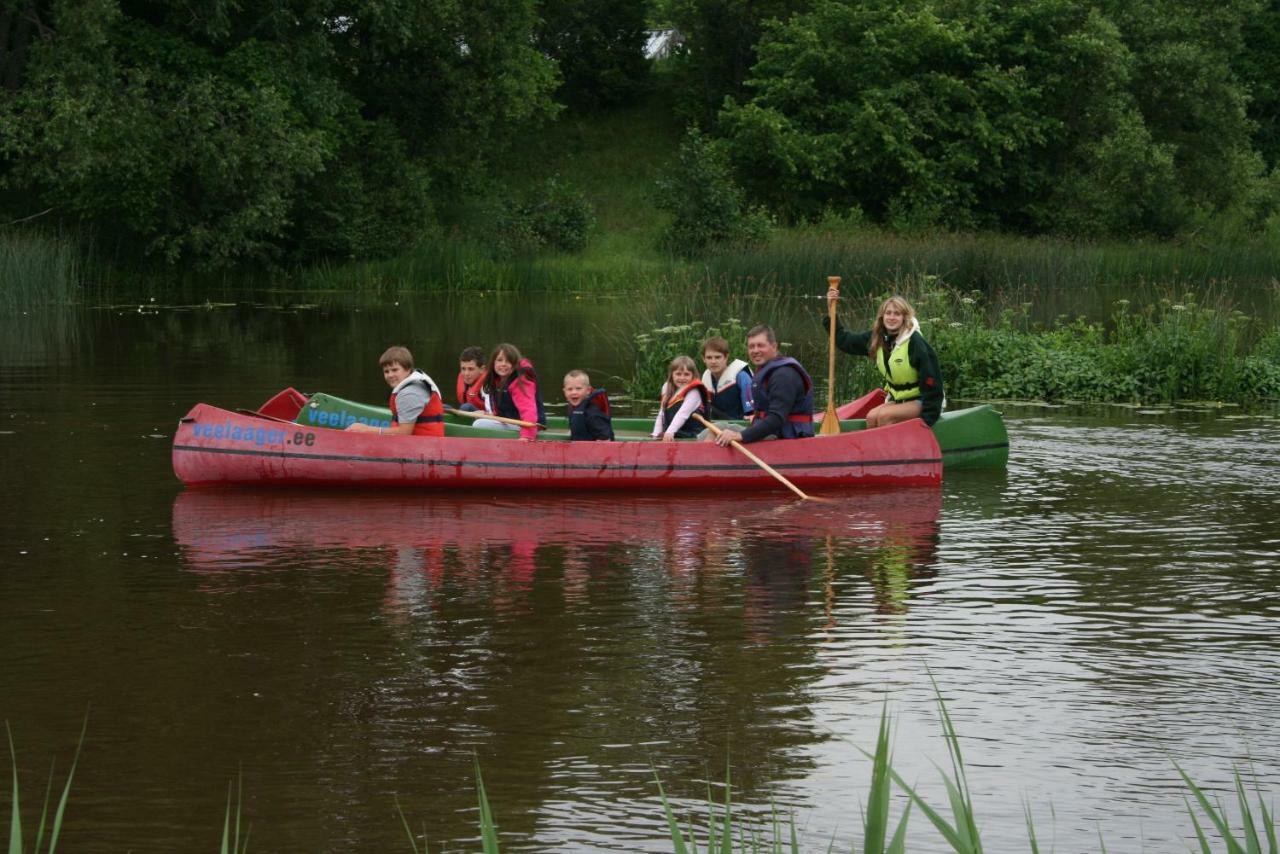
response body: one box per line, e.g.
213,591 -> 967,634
877,335 -> 921,402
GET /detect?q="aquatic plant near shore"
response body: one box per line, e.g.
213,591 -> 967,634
5,719 -> 84,854
6,710 -> 1276,851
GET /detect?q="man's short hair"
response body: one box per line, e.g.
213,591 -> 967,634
459,346 -> 485,364
746,324 -> 776,345
379,346 -> 414,370
702,336 -> 730,356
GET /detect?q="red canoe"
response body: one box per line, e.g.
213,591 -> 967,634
172,403 -> 942,490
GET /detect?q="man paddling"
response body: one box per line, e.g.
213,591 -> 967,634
712,325 -> 815,446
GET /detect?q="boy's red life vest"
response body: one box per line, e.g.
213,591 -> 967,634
659,379 -> 707,439
390,371 -> 445,437
456,369 -> 488,409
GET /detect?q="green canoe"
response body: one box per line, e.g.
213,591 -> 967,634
288,392 -> 1008,469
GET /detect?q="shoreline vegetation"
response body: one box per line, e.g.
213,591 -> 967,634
3,226 -> 1279,406
3,91 -> 1279,406
8,692 -> 1275,853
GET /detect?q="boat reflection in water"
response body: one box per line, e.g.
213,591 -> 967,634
170,488 -> 943,846
172,488 -> 943,624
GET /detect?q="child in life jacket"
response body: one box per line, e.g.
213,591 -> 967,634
563,370 -> 615,441
456,345 -> 487,411
475,343 -> 546,442
651,355 -> 707,442
700,335 -> 753,420
345,345 -> 445,437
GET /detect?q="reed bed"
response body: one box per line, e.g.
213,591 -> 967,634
620,278 -> 1280,405
0,231 -> 81,310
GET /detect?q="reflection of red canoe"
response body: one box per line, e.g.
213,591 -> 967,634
172,403 -> 941,489
171,489 -> 943,568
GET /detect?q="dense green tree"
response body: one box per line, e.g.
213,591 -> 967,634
1238,1 -> 1280,167
0,0 -> 559,267
716,0 -> 1268,237
536,0 -> 649,110
662,0 -> 809,126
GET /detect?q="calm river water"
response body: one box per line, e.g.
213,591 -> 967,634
1,296 -> 1278,852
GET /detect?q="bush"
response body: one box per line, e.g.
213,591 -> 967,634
490,177 -> 596,255
655,128 -> 772,256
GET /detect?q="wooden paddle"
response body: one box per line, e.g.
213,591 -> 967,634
819,275 -> 843,436
692,413 -> 827,502
445,406 -> 546,431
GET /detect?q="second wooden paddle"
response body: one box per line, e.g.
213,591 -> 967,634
692,413 -> 827,502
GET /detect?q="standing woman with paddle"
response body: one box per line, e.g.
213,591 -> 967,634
474,343 -> 547,442
824,290 -> 944,428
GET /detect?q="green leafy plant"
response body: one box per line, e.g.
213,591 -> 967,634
629,317 -> 748,399
5,719 -> 85,854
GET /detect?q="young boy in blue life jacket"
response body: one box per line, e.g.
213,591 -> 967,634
563,370 -> 614,441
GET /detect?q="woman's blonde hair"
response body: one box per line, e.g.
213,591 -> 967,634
869,296 -> 917,358
662,355 -> 698,401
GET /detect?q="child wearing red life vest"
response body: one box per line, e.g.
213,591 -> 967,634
345,345 -> 445,437
651,355 -> 707,442
564,370 -> 614,441
455,345 -> 488,412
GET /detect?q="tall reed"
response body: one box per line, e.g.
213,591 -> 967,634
5,719 -> 85,854
0,231 -> 80,310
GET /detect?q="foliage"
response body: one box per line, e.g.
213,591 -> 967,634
908,286 -> 1280,403
630,316 -> 748,399
481,177 -> 597,256
536,0 -> 650,110
660,0 -> 811,127
655,127 -> 772,256
716,0 -> 1268,238
0,0 -> 559,269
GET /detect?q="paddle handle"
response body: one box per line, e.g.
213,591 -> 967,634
692,413 -> 813,501
826,276 -> 841,412
445,406 -> 546,431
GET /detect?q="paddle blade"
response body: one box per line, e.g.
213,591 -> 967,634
818,404 -> 842,435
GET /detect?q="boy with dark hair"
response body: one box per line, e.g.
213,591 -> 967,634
456,345 -> 487,411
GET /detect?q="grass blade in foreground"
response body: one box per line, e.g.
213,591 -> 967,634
1176,762 -> 1278,854
6,725 -> 21,854
652,770 -> 692,854
220,774 -> 250,854
475,756 -> 500,854
6,717 -> 85,854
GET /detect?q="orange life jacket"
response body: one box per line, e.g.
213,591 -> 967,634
456,369 -> 487,410
390,374 -> 445,437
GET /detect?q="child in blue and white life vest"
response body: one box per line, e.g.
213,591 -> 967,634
651,355 -> 707,441
563,370 -> 615,441
700,335 -> 753,420
345,345 -> 445,437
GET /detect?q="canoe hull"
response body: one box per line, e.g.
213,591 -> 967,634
288,387 -> 1009,470
173,403 -> 942,489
